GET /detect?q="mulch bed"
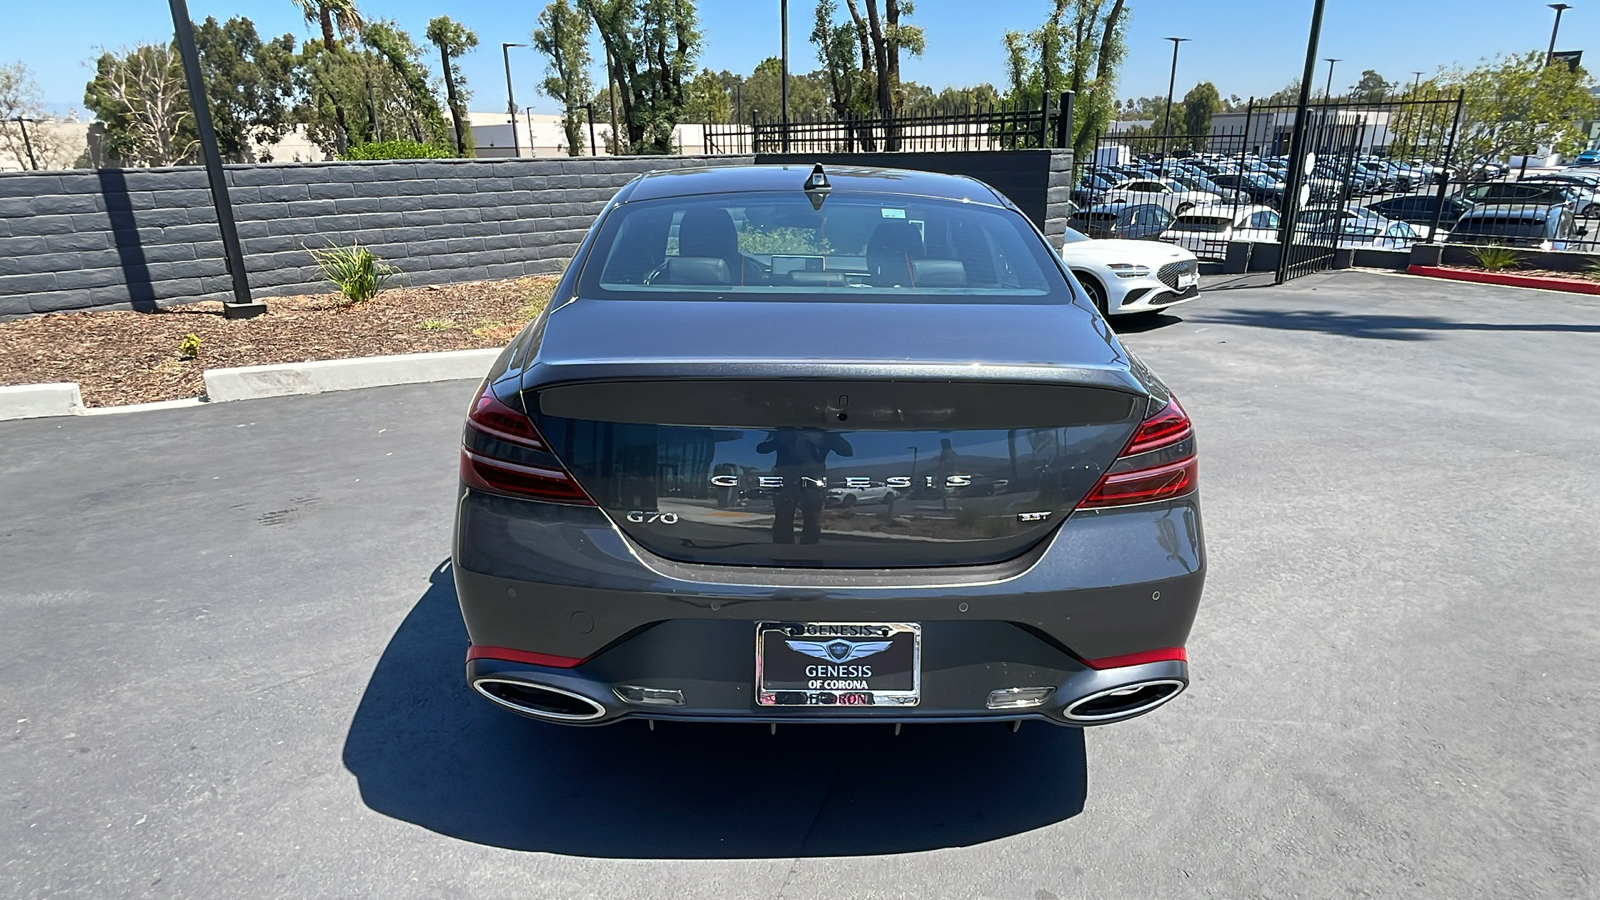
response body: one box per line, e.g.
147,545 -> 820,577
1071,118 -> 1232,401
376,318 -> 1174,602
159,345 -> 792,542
0,276 -> 557,407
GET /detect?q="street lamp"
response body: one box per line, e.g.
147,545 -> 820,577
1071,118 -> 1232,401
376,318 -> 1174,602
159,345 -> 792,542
502,42 -> 526,157
1548,4 -> 1572,66
1412,71 -> 1425,96
1162,37 -> 1190,138
780,0 -> 790,152
1323,58 -> 1341,100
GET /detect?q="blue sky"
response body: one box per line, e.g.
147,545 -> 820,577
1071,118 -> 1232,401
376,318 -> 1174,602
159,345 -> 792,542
3,0 -> 1592,116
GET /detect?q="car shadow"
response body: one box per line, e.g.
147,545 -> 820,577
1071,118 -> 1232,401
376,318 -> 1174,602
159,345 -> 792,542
1190,308 -> 1600,341
1111,312 -> 1186,334
341,562 -> 1088,858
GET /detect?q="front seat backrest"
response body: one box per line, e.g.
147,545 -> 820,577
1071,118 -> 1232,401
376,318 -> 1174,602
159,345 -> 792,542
677,208 -> 746,284
866,221 -> 925,287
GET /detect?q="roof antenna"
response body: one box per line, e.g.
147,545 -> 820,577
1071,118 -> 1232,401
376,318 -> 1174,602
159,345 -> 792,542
804,163 -> 831,210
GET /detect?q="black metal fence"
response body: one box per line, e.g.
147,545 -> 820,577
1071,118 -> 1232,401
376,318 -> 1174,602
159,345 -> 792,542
1070,93 -> 1550,275
705,94 -> 1073,155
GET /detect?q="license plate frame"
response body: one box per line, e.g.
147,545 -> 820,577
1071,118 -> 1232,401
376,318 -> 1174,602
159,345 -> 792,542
755,622 -> 921,708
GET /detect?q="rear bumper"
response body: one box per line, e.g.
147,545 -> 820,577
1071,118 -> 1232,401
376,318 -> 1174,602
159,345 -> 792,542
452,489 -> 1204,725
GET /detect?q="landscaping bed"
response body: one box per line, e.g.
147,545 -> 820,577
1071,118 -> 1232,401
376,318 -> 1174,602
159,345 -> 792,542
0,276 -> 556,407
1406,264 -> 1600,295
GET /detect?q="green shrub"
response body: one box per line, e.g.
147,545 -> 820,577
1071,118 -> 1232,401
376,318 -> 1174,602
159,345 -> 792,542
340,140 -> 453,161
308,243 -> 397,304
178,333 -> 201,359
1466,244 -> 1525,272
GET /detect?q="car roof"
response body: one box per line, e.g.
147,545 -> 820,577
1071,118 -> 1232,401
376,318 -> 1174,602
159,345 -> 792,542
1458,203 -> 1563,220
618,164 -> 1007,205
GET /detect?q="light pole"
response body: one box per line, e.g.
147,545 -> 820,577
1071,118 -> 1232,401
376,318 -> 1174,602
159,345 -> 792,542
502,42 -> 525,157
780,0 -> 790,152
1162,37 -> 1190,139
1323,58 -> 1341,99
167,0 -> 262,318
1548,4 -> 1572,66
1412,71 -> 1425,96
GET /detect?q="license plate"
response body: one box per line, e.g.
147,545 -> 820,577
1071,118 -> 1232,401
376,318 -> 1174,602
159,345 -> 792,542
756,622 -> 921,707
1177,273 -> 1197,289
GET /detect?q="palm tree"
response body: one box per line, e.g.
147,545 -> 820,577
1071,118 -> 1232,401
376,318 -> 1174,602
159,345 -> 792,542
290,0 -> 363,51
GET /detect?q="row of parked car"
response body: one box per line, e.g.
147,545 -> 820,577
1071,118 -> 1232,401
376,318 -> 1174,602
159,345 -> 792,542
1071,153 -> 1600,255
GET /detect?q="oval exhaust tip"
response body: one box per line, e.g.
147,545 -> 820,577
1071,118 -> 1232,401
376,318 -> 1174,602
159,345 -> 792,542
1064,679 -> 1185,723
473,678 -> 607,721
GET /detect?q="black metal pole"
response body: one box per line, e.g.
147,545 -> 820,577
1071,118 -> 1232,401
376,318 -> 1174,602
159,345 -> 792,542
1162,38 -> 1188,138
16,117 -> 38,170
168,0 -> 262,318
586,103 -> 597,156
780,0 -> 790,153
503,43 -> 525,157
1323,58 -> 1339,99
1276,0 -> 1328,283
1548,4 -> 1571,66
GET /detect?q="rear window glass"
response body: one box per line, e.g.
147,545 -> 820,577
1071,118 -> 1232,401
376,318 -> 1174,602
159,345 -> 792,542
579,191 -> 1063,300
1451,218 -> 1550,239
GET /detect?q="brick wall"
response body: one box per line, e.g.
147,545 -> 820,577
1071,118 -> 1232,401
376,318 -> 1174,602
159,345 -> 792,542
0,150 -> 1073,319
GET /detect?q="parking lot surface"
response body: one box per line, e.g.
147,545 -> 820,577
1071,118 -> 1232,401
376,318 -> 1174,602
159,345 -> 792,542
3,271 -> 1597,898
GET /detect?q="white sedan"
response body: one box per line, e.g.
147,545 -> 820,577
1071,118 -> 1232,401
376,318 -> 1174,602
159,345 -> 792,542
1160,204 -> 1282,260
1059,227 -> 1201,317
1099,178 -> 1227,215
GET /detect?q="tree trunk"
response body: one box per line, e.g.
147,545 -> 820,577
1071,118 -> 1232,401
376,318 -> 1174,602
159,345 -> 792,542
320,7 -> 337,50
1077,0 -> 1126,156
439,43 -> 465,156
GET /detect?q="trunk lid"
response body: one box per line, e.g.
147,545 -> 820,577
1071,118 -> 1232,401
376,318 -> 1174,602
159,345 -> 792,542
519,299 -> 1149,569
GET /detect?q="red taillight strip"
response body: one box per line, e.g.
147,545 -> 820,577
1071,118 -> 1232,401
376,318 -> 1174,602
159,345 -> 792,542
1124,397 -> 1193,456
466,419 -> 548,449
1082,647 -> 1187,670
1078,456 -> 1197,508
466,645 -> 588,668
461,449 -> 575,482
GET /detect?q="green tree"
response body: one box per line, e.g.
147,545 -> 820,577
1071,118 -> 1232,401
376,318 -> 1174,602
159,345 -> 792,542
533,0 -> 594,154
579,0 -> 703,154
426,16 -> 478,156
834,0 -> 925,147
191,17 -> 297,162
811,0 -> 867,120
83,44 -> 197,166
1405,52 -> 1598,178
1003,0 -> 1127,157
682,67 -> 730,123
294,20 -> 452,157
289,0 -> 363,51
1263,80 -> 1301,106
1350,69 -> 1390,102
1181,81 -> 1220,149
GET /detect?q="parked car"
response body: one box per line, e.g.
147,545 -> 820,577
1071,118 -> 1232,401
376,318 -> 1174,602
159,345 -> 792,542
826,480 -> 897,508
1518,175 -> 1600,215
1068,202 -> 1176,240
1058,225 -> 1202,315
1295,206 -> 1420,249
1073,171 -> 1119,206
1100,178 -> 1226,215
1160,204 -> 1283,260
1460,180 -> 1591,213
455,163 -> 1204,729
1445,202 -> 1587,250
1207,171 -> 1285,207
1364,193 -> 1474,235
1572,148 -> 1600,167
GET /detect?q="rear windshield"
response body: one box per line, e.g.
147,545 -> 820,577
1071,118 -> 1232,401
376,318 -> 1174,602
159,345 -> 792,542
1170,216 -> 1232,233
579,191 -> 1063,300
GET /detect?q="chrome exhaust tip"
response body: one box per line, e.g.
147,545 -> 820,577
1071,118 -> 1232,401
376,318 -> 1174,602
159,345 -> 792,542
472,677 -> 608,722
1063,679 -> 1186,724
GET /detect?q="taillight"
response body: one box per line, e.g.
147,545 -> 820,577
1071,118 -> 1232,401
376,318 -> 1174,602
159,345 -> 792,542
460,384 -> 594,505
1078,393 -> 1197,509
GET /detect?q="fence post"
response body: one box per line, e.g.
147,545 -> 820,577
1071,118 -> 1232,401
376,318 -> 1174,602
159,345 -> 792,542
1055,92 -> 1074,150
751,109 -> 760,155
1426,91 -> 1465,244
1038,93 -> 1051,148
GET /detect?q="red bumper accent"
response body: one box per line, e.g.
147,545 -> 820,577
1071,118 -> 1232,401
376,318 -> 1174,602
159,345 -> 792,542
466,645 -> 587,668
1082,646 -> 1187,670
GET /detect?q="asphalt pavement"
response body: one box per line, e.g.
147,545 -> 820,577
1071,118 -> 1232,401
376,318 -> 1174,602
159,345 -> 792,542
3,270 -> 1597,898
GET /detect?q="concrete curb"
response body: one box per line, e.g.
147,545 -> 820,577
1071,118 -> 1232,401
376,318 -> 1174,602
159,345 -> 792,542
0,383 -> 83,422
1406,264 -> 1600,295
203,348 -> 500,403
0,347 -> 501,422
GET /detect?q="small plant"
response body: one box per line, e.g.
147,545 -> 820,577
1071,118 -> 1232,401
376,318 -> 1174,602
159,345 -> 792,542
415,317 -> 457,332
178,333 -> 201,359
1466,244 -> 1525,272
308,243 -> 397,305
